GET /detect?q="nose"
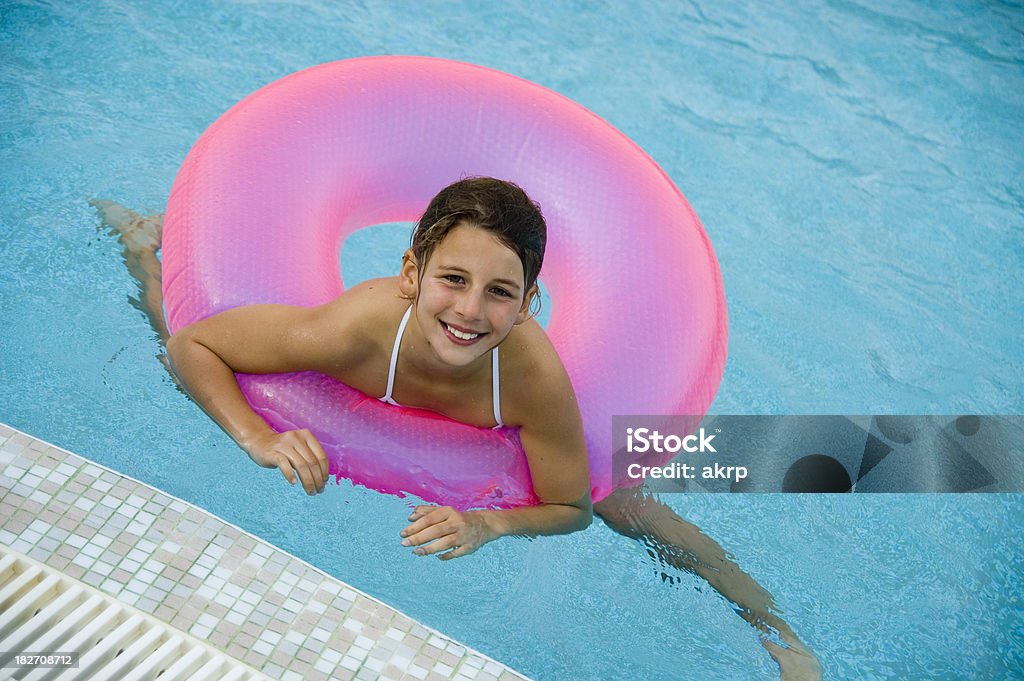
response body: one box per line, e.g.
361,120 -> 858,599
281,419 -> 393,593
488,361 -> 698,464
454,288 -> 484,320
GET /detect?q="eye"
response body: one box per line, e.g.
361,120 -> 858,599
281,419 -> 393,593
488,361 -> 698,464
490,287 -> 512,298
443,274 -> 464,285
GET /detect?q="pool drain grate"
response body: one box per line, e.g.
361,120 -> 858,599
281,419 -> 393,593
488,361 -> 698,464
0,545 -> 271,680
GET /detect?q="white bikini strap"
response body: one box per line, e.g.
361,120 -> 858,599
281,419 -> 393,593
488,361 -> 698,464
382,305 -> 412,404
491,347 -> 504,428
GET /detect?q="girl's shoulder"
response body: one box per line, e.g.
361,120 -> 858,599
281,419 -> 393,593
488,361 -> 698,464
499,320 -> 580,427
333,276 -> 405,311
317,277 -> 408,368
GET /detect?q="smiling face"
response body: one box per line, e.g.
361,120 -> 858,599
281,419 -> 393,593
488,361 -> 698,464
400,223 -> 534,369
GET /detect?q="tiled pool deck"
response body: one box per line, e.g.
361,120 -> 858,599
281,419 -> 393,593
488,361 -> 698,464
0,423 -> 531,681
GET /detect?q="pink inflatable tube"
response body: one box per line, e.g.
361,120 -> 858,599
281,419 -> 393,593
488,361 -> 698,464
163,56 -> 727,509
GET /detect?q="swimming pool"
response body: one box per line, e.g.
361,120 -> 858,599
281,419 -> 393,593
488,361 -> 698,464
2,1 -> 1022,679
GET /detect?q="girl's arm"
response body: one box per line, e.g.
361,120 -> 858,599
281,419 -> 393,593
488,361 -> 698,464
400,338 -> 593,558
166,301 -> 364,495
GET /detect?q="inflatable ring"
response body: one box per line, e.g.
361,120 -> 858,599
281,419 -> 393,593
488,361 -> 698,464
163,56 -> 727,509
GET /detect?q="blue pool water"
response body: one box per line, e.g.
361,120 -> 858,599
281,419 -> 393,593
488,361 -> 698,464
2,1 -> 1022,679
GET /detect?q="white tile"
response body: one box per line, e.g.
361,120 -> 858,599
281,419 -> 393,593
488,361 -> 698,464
72,497 -> 95,513
91,534 -> 113,548
21,529 -> 43,545
5,465 -> 27,479
240,589 -> 261,606
119,590 -> 140,606
71,553 -> 94,569
214,592 -> 235,609
126,521 -> 150,535
119,558 -> 141,573
160,540 -> 182,554
259,630 -> 282,645
196,553 -> 218,569
22,474 -> 44,489
189,623 -> 212,638
142,558 -> 164,574
93,561 -> 114,577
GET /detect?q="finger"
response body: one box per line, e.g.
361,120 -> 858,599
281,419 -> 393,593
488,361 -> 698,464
301,430 -> 330,490
275,456 -> 298,486
438,543 -> 476,560
412,535 -> 458,557
402,506 -> 447,533
401,508 -> 452,540
401,518 -> 458,548
407,505 -> 436,521
285,445 -> 322,496
402,520 -> 455,548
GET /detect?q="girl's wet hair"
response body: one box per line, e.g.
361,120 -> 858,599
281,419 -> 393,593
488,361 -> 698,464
410,177 -> 547,301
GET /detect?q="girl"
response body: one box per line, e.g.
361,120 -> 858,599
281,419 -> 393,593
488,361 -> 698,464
97,177 -> 821,679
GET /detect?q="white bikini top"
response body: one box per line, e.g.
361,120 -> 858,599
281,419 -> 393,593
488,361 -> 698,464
379,306 -> 505,429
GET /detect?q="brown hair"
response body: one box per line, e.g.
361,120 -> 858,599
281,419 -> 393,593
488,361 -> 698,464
410,177 -> 546,302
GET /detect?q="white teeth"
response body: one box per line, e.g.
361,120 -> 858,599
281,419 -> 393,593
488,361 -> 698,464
445,323 -> 479,341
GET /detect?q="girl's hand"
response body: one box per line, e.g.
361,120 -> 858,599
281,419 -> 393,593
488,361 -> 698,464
243,429 -> 329,495
400,506 -> 498,560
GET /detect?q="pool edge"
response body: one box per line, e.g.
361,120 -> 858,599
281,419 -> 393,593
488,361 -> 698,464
0,422 -> 532,681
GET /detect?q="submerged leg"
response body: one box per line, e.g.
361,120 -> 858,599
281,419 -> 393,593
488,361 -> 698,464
92,200 -> 173,375
594,487 -> 822,681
